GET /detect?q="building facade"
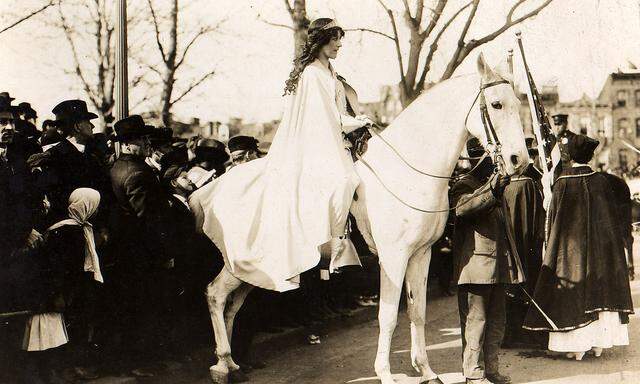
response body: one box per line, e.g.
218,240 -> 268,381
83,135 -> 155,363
519,70 -> 640,175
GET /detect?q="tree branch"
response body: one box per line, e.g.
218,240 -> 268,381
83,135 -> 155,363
57,4 -> 100,110
256,13 -> 293,30
377,0 -> 406,92
420,0 -> 447,38
170,69 -> 216,106
472,0 -> 552,47
343,27 -> 394,41
175,22 -> 222,70
146,0 -> 167,63
283,0 -> 293,16
417,0 -> 472,90
440,0 -> 553,81
0,0 -> 58,35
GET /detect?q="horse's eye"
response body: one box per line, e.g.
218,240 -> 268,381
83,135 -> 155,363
491,101 -> 503,110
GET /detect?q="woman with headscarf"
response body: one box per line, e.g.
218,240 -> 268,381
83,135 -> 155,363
190,18 -> 371,291
23,188 -> 103,381
523,134 -> 634,360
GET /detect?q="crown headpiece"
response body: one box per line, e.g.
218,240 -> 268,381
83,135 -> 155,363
321,20 -> 341,30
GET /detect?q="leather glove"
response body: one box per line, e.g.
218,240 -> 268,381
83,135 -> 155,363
490,173 -> 511,198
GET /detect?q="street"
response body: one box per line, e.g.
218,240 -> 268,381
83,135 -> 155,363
141,247 -> 640,384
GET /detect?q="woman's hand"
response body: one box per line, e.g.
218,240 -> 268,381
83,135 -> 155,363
355,114 -> 375,128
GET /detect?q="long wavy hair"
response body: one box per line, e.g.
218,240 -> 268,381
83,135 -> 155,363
283,18 -> 345,95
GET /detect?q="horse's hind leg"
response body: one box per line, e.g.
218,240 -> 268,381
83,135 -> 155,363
406,247 -> 441,383
223,283 -> 254,359
374,255 -> 408,384
206,267 -> 243,383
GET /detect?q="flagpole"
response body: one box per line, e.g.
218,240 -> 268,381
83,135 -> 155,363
514,31 -> 560,332
114,0 -> 129,157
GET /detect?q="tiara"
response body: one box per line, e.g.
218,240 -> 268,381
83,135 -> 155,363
321,20 -> 341,30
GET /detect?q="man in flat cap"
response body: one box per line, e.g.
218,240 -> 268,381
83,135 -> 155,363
109,115 -> 175,376
28,99 -> 109,225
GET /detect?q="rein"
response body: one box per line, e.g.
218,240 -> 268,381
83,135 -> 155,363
356,79 -> 510,214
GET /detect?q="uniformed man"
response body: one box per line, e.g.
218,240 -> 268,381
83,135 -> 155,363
551,113 -> 568,136
451,138 -> 521,384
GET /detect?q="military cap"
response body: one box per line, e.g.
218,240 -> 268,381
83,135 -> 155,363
0,92 -> 15,104
552,114 -> 568,125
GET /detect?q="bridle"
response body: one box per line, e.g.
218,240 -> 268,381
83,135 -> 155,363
355,79 -> 512,213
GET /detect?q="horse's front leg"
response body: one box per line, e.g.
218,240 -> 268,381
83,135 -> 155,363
374,255 -> 408,384
406,247 -> 442,384
205,267 -> 243,384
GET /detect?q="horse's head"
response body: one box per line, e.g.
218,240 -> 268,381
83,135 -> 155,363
467,53 -> 529,176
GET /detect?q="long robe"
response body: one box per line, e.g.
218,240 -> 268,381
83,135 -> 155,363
189,60 -> 361,291
523,166 -> 634,331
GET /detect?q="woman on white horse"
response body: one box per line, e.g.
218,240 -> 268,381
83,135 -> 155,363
190,17 -> 371,292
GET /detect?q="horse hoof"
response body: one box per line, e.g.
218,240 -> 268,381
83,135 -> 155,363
209,366 -> 229,384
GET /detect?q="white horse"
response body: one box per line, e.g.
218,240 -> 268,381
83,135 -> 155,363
201,53 -> 529,384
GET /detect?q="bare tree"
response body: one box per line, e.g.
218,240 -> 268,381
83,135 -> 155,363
57,0 -> 116,125
258,0 -> 310,58
145,0 -> 224,127
372,0 -> 553,106
0,0 -> 59,35
55,0 -> 147,127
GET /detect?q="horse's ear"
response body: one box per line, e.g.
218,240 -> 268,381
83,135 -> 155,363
476,52 -> 490,78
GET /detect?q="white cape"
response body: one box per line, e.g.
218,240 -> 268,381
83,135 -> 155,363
190,60 -> 361,291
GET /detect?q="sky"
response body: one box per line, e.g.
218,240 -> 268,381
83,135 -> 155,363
0,0 -> 639,124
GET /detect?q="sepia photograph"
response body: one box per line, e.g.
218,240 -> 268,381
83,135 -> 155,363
0,1 -> 638,383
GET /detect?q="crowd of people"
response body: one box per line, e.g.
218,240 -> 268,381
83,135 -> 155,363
0,88 -> 636,384
0,93 -> 382,384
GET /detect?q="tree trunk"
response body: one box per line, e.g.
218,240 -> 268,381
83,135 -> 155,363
160,0 -> 179,127
290,0 -> 308,58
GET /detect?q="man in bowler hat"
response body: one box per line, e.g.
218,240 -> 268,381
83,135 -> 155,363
109,115 -> 175,376
28,99 -> 110,225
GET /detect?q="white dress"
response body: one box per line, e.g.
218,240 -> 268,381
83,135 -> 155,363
548,311 -> 629,353
190,60 -> 362,291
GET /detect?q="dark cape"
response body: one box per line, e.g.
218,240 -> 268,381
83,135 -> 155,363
523,166 -> 634,331
503,163 -> 545,289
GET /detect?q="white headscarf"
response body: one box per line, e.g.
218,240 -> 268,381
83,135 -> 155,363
47,188 -> 103,283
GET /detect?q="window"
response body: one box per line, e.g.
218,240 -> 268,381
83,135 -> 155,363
617,90 -> 628,107
598,117 -> 606,136
636,118 -> 640,138
635,90 -> 640,107
619,149 -> 629,171
618,118 -> 629,137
